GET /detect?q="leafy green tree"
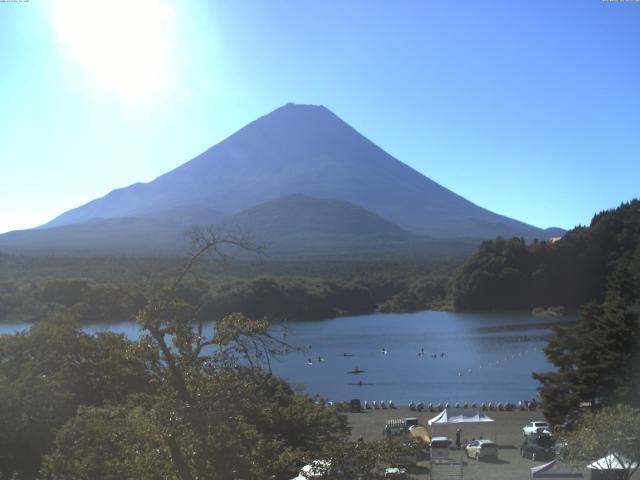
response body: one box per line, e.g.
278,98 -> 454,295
0,315 -> 151,478
41,403 -> 173,480
561,405 -> 640,480
40,230 -> 351,480
533,260 -> 639,425
40,307 -> 350,480
295,437 -> 412,480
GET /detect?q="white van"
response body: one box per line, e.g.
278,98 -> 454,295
430,436 -> 451,462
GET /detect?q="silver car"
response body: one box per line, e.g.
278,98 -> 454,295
465,439 -> 498,460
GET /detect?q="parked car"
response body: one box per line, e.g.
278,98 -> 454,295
384,418 -> 409,437
404,417 -> 419,428
430,436 -> 451,462
523,421 -> 552,436
520,434 -> 555,460
465,439 -> 498,460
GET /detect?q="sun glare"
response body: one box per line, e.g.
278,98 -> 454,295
52,0 -> 175,102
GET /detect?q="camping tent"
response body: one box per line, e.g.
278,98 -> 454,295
586,454 -> 638,480
427,408 -> 496,444
531,459 -> 584,478
586,454 -> 638,471
427,408 -> 495,425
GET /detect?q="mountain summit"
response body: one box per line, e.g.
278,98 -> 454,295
41,103 -> 550,239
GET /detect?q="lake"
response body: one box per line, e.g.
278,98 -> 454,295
0,310 -> 570,405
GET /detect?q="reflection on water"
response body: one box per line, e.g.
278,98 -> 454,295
0,310 -> 573,404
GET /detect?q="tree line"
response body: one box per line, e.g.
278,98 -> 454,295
0,256 -> 456,324
450,201 -> 640,313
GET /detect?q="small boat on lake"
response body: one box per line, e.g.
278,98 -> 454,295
347,367 -> 366,374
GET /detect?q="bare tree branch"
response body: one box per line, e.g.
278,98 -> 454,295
173,225 -> 266,290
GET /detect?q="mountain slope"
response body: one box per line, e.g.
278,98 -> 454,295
225,194 -> 410,238
0,207 -> 223,255
42,103 -> 554,239
222,194 -> 417,257
0,195 -> 478,258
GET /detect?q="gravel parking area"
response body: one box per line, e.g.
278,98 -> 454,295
346,407 -> 560,480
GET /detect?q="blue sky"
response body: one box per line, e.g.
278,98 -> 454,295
1,0 -> 639,234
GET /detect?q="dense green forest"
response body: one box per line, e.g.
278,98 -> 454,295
451,200 -> 640,423
451,200 -> 640,312
0,254 -> 455,323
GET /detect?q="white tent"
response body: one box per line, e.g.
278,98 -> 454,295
586,454 -> 638,471
531,459 -> 584,478
427,408 -> 495,425
427,408 -> 497,445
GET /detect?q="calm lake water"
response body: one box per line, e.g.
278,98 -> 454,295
0,311 -> 570,404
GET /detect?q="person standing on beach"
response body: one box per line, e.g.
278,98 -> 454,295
456,428 -> 462,449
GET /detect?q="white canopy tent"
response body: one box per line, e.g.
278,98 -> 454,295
586,454 -> 638,470
531,459 -> 584,479
428,408 -> 495,425
586,454 -> 638,480
427,408 -> 497,445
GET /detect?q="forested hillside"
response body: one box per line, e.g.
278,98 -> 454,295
451,200 -> 640,312
452,200 -> 640,423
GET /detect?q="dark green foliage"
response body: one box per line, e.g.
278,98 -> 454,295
534,263 -> 640,424
379,274 -> 450,312
0,316 -> 151,478
201,276 -> 375,320
0,256 -> 457,323
525,201 -> 640,424
451,200 -> 640,312
38,305 -> 351,480
0,309 -> 353,480
562,405 -> 640,480
41,403 -> 173,480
